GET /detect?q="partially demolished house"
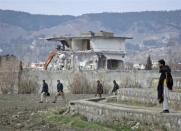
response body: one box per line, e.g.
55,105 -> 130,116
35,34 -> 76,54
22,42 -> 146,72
44,31 -> 132,71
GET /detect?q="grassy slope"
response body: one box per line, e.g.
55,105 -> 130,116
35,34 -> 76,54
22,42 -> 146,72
40,110 -> 132,131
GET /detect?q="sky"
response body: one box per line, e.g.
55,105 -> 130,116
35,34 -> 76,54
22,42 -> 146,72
0,0 -> 181,16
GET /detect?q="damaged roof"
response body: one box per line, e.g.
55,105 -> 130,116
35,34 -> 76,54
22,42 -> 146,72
45,31 -> 132,41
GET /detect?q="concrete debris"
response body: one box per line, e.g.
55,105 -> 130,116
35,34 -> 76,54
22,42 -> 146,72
44,31 -> 132,71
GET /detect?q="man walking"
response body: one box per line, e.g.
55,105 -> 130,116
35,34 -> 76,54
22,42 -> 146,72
112,80 -> 119,95
52,80 -> 65,103
40,80 -> 49,103
95,80 -> 103,98
157,59 -> 173,113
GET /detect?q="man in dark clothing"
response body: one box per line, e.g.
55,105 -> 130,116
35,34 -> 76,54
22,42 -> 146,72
95,80 -> 103,98
52,80 -> 65,103
157,59 -> 173,113
112,80 -> 119,95
40,80 -> 49,103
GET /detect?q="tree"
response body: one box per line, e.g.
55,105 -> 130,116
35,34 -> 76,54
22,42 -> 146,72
145,55 -> 152,70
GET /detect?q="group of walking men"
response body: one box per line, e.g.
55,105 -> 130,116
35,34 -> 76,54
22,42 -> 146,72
40,80 -> 65,103
40,79 -> 119,103
39,59 -> 173,113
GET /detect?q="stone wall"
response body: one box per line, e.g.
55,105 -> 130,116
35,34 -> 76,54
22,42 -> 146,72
114,88 -> 181,110
1,58 -> 181,94
70,98 -> 181,130
20,70 -> 181,93
117,88 -> 181,102
0,55 -> 22,94
0,55 -> 22,72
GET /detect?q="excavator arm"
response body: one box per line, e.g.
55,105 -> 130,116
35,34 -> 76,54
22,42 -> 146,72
44,49 -> 56,70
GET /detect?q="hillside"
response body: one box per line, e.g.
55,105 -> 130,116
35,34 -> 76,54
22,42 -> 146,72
0,9 -> 75,31
0,9 -> 181,63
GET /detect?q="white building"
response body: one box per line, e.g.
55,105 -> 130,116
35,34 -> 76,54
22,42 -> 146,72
45,31 -> 132,71
152,60 -> 159,69
133,64 -> 145,70
31,62 -> 44,70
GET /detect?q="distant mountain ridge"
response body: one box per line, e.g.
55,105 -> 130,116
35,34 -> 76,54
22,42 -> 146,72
0,9 -> 181,63
0,9 -> 75,31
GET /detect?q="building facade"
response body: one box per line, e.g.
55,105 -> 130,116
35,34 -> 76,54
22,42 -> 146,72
45,31 -> 132,71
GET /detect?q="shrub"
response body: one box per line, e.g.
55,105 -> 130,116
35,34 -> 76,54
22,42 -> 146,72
0,72 -> 16,94
68,72 -> 110,94
18,72 -> 39,94
120,76 -> 142,88
68,73 -> 95,94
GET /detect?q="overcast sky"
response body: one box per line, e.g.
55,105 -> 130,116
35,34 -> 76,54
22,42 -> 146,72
0,0 -> 181,16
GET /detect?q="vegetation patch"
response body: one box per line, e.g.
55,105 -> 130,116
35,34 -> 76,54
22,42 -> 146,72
39,107 -> 168,131
39,108 -> 134,131
68,72 -> 110,94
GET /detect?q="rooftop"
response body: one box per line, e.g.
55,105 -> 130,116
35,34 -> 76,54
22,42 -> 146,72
45,31 -> 132,41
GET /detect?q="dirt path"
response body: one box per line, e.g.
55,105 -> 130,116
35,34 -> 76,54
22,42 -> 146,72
0,93 -> 94,131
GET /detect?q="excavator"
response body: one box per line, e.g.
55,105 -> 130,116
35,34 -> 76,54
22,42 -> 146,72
44,40 -> 69,70
44,49 -> 57,70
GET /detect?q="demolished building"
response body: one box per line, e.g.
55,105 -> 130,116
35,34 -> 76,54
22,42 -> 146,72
44,31 -> 132,71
